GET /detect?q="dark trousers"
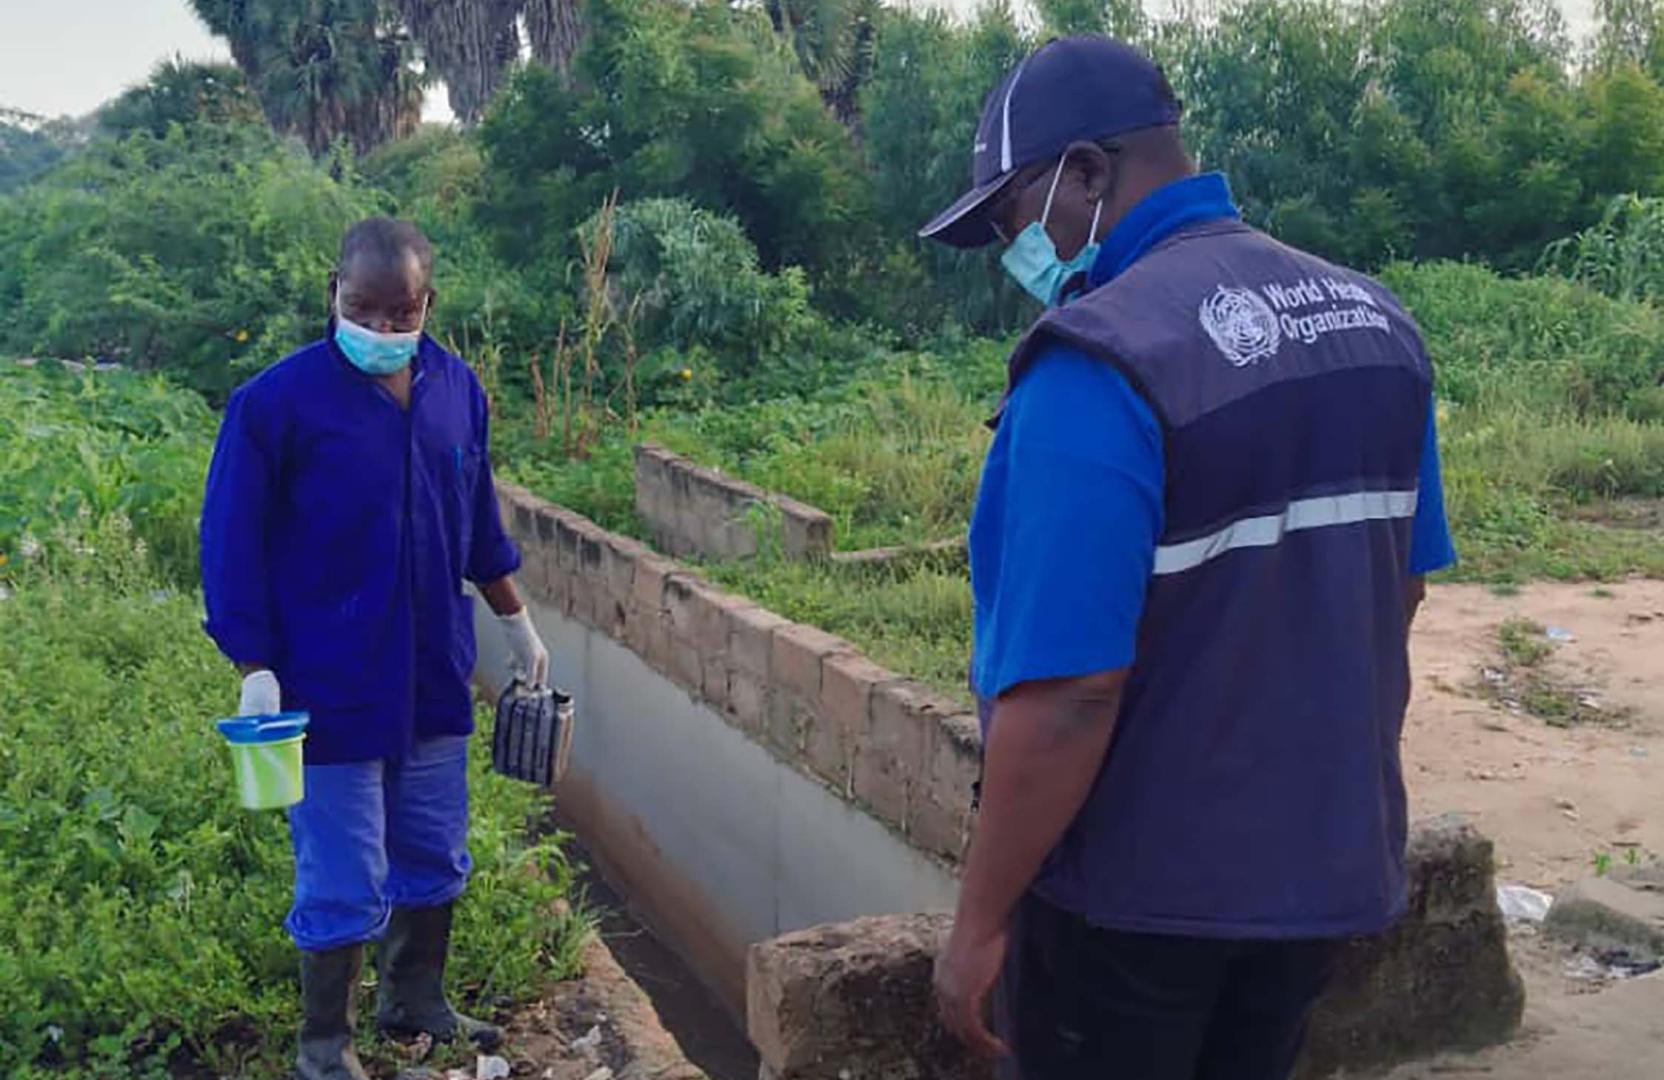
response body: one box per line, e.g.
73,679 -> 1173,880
996,892 -> 1337,1080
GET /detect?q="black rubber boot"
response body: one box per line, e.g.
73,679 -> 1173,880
376,903 -> 503,1053
297,944 -> 372,1080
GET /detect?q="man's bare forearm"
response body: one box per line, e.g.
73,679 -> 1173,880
1405,574 -> 1427,629
953,670 -> 1127,940
478,575 -> 525,618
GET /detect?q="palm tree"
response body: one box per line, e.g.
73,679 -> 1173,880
765,0 -> 880,125
523,0 -> 587,80
392,0 -> 523,124
187,0 -> 425,155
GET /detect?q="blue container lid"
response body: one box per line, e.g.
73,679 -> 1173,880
216,711 -> 310,745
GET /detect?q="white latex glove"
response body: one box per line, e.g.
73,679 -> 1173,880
499,607 -> 550,687
238,669 -> 282,717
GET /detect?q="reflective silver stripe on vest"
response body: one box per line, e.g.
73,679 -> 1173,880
1153,489 -> 1419,577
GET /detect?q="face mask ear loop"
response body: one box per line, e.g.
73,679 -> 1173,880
1040,157 -> 1066,228
1089,198 -> 1103,244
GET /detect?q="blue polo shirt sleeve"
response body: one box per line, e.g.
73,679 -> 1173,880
970,346 -> 1165,702
1409,391 -> 1456,575
464,379 -> 521,585
200,383 -> 278,665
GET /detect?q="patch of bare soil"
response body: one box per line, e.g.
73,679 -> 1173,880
1385,579 -> 1664,1076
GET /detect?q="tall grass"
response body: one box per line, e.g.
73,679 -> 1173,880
1384,260 -> 1664,580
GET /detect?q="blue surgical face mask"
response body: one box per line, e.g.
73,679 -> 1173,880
334,301 -> 425,376
999,160 -> 1104,307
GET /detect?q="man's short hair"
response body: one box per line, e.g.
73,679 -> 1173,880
339,217 -> 434,283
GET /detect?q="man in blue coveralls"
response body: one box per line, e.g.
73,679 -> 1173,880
919,37 -> 1457,1079
200,218 -> 551,1080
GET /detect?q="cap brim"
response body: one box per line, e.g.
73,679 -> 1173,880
918,171 -> 1014,249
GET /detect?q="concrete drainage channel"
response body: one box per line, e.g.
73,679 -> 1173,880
570,842 -> 759,1080
477,478 -> 1529,1079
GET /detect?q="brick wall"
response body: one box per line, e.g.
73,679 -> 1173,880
633,444 -> 833,561
499,481 -> 978,865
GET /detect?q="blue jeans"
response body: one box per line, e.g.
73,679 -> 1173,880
284,735 -> 473,952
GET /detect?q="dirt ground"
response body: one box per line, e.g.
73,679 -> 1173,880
1380,579 -> 1664,1078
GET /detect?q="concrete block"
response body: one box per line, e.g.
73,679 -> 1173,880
1544,874 -> 1664,963
566,571 -> 598,628
664,631 -> 704,695
636,611 -> 673,677
630,442 -> 834,562
908,713 -> 980,862
820,654 -> 888,735
727,671 -> 768,735
495,485 -> 519,533
596,592 -> 629,640
802,716 -> 851,796
631,553 -> 672,621
702,592 -> 756,660
729,605 -> 789,680
622,595 -> 658,659
578,532 -> 605,578
779,498 -> 834,560
1295,815 -> 1525,1079
770,624 -> 854,703
507,525 -> 547,597
537,550 -> 568,612
554,516 -> 582,573
602,533 -> 647,600
852,679 -> 945,830
533,503 -> 561,546
633,445 -> 672,530
809,654 -> 892,797
662,573 -> 703,645
701,655 -> 731,712
746,913 -> 984,1080
765,690 -> 812,759
717,514 -> 762,559
746,817 -> 1525,1080
510,493 -> 538,546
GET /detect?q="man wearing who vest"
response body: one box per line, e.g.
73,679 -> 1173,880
921,36 -> 1457,1080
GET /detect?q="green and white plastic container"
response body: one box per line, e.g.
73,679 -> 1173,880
215,712 -> 309,811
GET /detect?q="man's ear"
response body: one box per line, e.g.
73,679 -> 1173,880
326,270 -> 339,315
1066,141 -> 1117,204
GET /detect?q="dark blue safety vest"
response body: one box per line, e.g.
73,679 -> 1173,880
1005,220 -> 1433,938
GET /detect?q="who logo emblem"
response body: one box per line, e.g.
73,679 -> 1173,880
1198,285 -> 1282,367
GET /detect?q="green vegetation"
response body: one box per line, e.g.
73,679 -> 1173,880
1485,615 -> 1627,726
1383,260 -> 1664,582
0,368 -> 588,1078
1497,618 -> 1554,667
0,364 -> 216,585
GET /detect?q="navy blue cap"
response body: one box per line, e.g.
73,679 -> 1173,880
918,35 -> 1182,249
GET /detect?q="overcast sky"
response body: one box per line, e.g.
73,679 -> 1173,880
0,0 -> 1602,121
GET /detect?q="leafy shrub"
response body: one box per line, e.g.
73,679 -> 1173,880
0,122 -> 383,400
1381,260 -> 1664,415
0,365 -> 216,587
603,198 -> 820,386
476,0 -> 871,284
1541,194 -> 1664,304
